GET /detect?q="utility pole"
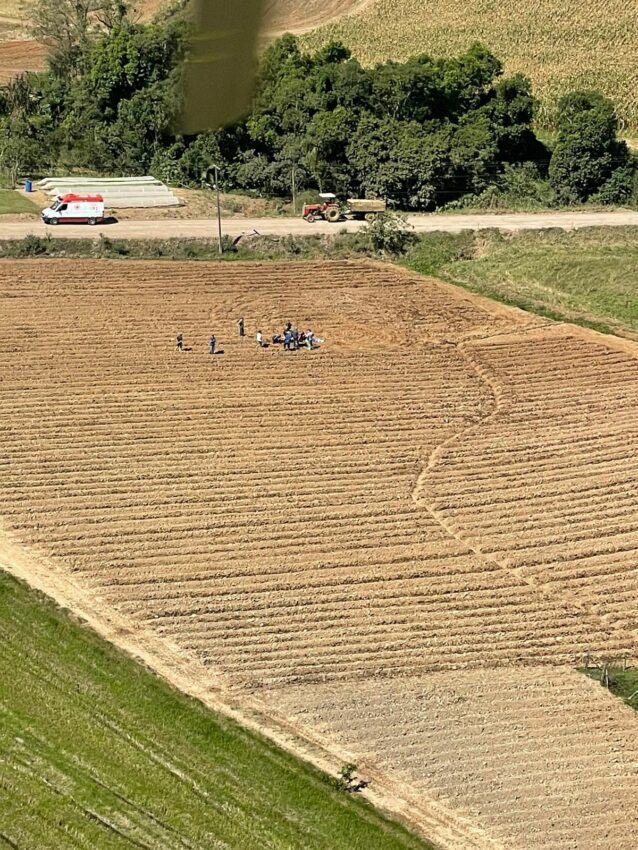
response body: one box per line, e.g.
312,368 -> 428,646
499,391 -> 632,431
213,163 -> 223,256
291,163 -> 297,216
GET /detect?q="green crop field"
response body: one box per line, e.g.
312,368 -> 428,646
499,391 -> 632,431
0,189 -> 39,214
0,569 -> 434,850
404,227 -> 638,338
303,0 -> 638,129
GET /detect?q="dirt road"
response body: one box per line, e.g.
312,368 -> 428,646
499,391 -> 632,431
2,210 -> 638,240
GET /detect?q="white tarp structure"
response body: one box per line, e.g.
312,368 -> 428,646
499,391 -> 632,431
38,176 -> 181,208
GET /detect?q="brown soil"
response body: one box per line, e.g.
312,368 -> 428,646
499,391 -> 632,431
0,0 -> 160,80
0,260 -> 637,849
262,0 -> 373,34
2,1 -> 372,80
0,39 -> 47,82
270,668 -> 638,850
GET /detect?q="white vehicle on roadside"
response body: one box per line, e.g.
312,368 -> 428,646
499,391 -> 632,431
42,194 -> 105,226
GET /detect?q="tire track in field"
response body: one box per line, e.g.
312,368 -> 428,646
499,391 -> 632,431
414,332 -> 638,660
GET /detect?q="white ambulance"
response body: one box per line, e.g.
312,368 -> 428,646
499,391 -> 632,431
42,194 -> 105,226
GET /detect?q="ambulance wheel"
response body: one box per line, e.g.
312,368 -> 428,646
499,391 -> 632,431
88,218 -> 97,226
49,218 -> 58,225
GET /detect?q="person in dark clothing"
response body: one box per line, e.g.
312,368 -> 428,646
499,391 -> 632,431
237,318 -> 245,337
209,334 -> 216,354
176,334 -> 184,352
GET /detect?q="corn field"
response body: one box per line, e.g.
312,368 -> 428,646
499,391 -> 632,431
302,0 -> 638,130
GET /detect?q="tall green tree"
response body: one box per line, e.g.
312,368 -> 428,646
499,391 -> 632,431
549,91 -> 633,204
28,0 -> 136,76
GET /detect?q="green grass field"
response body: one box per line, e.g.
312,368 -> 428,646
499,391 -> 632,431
583,668 -> 638,711
0,189 -> 39,214
404,227 -> 638,338
0,569 -> 434,850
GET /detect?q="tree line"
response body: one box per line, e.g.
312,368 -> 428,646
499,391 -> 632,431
1,0 -> 635,210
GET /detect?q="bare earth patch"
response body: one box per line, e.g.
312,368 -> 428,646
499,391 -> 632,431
270,668 -> 638,850
0,39 -> 47,82
262,0 -> 374,35
0,260 -> 637,849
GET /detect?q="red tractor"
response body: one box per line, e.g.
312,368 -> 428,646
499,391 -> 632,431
302,193 -> 342,223
302,194 -> 386,223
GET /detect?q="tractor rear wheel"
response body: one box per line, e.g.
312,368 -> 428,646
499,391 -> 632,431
326,207 -> 341,223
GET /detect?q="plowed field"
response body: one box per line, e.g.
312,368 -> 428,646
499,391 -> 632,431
0,39 -> 46,82
1,260 -> 637,849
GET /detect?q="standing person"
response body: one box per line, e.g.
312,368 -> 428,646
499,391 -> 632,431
237,317 -> 245,338
209,334 -> 216,355
176,334 -> 184,352
256,330 -> 264,348
306,330 -> 314,349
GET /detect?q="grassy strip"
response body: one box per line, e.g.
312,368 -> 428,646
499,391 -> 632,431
0,569 -> 434,850
0,232 -> 368,262
402,228 -> 638,338
0,189 -> 39,215
582,668 -> 638,711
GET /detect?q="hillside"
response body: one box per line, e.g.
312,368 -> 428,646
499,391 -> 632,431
263,0 -> 370,34
302,0 -> 638,128
0,568 -> 434,849
3,1 -> 637,127
0,0 -> 164,80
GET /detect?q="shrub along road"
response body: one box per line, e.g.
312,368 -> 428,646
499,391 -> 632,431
2,211 -> 638,240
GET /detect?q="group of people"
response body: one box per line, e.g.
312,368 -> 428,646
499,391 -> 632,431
268,322 -> 317,351
175,317 -> 321,355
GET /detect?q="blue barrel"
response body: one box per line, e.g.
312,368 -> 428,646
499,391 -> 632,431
25,179 -> 33,193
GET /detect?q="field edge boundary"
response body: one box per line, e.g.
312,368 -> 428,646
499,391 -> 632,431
0,524 -> 502,850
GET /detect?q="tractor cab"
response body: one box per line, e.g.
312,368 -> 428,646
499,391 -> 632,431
302,193 -> 342,223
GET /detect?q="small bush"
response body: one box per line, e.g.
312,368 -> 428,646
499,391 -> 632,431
333,763 -> 359,792
14,234 -> 51,257
361,211 -> 419,256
